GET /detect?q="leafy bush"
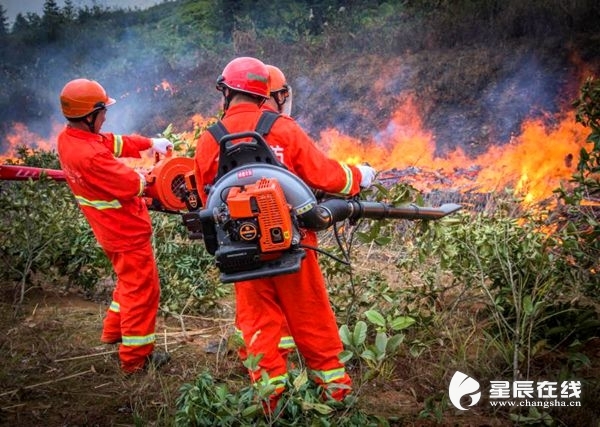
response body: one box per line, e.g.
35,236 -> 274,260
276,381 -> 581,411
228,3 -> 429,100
0,148 -> 110,305
0,146 -> 226,316
406,203 -> 600,382
175,330 -> 397,427
555,76 -> 600,294
152,213 -> 228,316
320,181 -> 423,323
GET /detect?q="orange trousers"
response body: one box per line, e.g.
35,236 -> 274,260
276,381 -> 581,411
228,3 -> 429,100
235,232 -> 351,401
101,241 -> 160,373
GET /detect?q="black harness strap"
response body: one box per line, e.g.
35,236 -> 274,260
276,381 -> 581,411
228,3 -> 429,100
206,120 -> 229,147
254,110 -> 280,136
205,111 -> 284,187
207,110 -> 280,144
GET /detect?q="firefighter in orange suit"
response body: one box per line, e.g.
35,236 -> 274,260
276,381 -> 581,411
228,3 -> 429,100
265,64 -> 293,116
56,78 -> 173,373
193,57 -> 376,409
234,64 -> 297,365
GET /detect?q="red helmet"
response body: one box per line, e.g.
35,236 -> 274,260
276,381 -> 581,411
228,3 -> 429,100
216,57 -> 270,99
60,79 -> 116,119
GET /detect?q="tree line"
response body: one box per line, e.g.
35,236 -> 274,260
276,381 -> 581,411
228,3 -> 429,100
1,0 -> 599,155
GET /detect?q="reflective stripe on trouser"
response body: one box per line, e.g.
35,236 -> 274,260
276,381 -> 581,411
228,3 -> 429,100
101,301 -> 121,343
234,327 -> 296,360
102,241 -> 160,372
235,231 -> 351,400
311,367 -> 352,401
254,373 -> 287,413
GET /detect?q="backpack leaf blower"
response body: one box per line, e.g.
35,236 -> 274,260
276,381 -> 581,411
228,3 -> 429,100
181,130 -> 461,283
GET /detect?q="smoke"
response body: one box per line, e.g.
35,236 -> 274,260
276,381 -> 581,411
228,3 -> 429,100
287,48 -> 576,160
0,4 -> 591,160
0,23 -> 191,152
479,54 -> 562,141
425,51 -> 572,156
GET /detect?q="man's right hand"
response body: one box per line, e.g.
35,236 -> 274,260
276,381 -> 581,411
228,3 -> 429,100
151,138 -> 174,155
357,164 -> 376,188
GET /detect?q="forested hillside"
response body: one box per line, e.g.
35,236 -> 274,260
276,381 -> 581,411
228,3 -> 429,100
1,0 -> 599,157
2,2 -> 600,426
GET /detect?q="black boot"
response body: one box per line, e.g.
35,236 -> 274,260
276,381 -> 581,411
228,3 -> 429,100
145,350 -> 171,370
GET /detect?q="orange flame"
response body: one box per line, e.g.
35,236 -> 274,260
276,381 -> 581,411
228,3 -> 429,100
155,79 -> 175,95
0,122 -> 61,164
0,96 -> 590,207
321,97 -> 588,203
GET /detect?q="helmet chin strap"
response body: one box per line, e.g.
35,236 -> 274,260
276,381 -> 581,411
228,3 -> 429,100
223,91 -> 232,112
84,110 -> 101,133
282,86 -> 293,116
70,109 -> 100,133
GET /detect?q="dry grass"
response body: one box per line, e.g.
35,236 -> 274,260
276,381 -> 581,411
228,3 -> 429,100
0,287 -> 241,427
1,269 -> 599,426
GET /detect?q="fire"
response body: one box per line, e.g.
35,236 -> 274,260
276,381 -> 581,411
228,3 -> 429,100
155,79 -> 175,94
474,114 -> 586,203
0,97 -> 590,206
0,122 -> 60,164
321,97 -> 589,204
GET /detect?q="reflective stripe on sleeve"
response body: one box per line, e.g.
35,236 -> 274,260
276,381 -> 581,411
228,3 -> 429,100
75,195 -> 122,210
113,135 -> 124,157
109,301 -> 120,313
122,333 -> 155,347
339,163 -> 353,195
137,173 -> 145,196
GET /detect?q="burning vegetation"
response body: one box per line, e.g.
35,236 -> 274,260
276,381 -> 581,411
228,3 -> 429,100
1,89 -> 591,207
1,1 -> 600,426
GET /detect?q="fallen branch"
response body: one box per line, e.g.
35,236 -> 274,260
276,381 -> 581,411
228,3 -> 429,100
163,328 -> 219,337
52,327 -> 219,364
54,340 -> 184,363
0,367 -> 95,398
54,349 -> 119,362
175,314 -> 234,322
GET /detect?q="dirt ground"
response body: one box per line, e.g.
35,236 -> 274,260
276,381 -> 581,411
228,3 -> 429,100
0,287 -> 469,426
0,285 -> 596,427
0,286 -> 235,427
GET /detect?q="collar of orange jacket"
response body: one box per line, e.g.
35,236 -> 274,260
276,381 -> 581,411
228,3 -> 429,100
64,125 -> 105,143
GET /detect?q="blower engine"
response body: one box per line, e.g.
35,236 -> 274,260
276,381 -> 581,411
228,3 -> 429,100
196,174 -> 307,283
181,130 -> 462,283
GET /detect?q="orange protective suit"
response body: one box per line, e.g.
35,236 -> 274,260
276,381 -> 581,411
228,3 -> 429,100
57,126 -> 160,373
194,103 -> 362,402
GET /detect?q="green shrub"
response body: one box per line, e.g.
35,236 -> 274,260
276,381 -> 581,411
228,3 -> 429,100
554,76 -> 600,294
152,213 -> 228,316
0,148 -> 110,305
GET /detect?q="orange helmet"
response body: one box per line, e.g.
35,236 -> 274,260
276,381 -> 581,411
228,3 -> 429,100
60,78 -> 116,119
216,57 -> 270,99
266,65 -> 289,94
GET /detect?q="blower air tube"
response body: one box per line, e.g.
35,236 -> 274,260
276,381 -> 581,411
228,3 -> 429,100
203,163 -> 461,233
301,199 -> 462,230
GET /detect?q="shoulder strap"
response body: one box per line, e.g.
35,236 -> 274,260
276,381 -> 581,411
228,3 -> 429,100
207,120 -> 229,144
208,111 -> 279,144
208,111 -> 286,184
255,110 -> 280,136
